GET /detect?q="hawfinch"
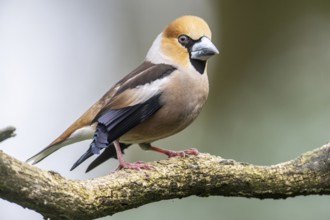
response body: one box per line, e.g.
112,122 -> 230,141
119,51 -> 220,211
27,15 -> 219,171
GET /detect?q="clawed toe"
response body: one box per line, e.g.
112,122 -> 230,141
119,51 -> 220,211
166,148 -> 199,157
115,161 -> 153,171
182,148 -> 199,156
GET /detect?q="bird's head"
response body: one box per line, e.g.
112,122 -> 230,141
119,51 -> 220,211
146,15 -> 219,74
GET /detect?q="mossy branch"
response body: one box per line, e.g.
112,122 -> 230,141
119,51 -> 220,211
1,140 -> 330,219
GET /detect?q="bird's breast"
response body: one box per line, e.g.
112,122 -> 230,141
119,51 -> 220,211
120,69 -> 209,144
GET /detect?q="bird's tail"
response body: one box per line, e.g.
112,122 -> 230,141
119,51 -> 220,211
26,97 -> 106,165
26,125 -> 95,165
26,142 -> 66,165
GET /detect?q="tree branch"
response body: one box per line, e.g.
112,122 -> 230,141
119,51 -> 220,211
1,142 -> 330,220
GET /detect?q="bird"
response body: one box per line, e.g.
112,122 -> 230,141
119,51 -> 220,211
27,15 -> 219,172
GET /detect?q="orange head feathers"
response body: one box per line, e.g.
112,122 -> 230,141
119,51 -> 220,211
147,15 -> 218,69
163,15 -> 212,40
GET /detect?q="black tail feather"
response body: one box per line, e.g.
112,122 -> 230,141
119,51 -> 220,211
70,147 -> 94,171
85,143 -> 131,173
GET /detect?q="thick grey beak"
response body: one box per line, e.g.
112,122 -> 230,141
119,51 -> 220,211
190,36 -> 219,61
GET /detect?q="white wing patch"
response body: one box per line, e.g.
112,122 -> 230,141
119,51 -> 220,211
129,76 -> 169,106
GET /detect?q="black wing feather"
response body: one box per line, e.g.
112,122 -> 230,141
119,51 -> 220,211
70,149 -> 94,171
93,93 -> 162,153
85,143 -> 131,173
70,93 -> 162,171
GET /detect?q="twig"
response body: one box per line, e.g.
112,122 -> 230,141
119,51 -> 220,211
0,126 -> 16,143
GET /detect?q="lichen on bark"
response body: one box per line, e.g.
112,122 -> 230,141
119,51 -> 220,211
1,141 -> 330,219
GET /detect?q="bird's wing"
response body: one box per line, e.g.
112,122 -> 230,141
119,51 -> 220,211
27,61 -> 175,165
70,62 -> 177,170
70,94 -> 162,170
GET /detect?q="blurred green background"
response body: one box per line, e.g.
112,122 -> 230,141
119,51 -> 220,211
1,0 -> 330,219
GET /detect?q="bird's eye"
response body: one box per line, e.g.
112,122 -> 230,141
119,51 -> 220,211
178,35 -> 190,46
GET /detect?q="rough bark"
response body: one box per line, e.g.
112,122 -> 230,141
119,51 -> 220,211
0,141 -> 330,219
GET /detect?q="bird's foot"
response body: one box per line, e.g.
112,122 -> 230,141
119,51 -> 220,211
140,144 -> 200,158
164,148 -> 199,158
115,161 -> 153,171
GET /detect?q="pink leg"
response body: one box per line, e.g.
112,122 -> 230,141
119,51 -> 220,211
140,143 -> 199,158
113,140 -> 152,170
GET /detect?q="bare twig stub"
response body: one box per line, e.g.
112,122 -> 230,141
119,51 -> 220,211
0,143 -> 330,219
0,126 -> 16,143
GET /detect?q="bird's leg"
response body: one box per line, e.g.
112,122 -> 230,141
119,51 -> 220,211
113,140 -> 152,170
139,143 -> 199,158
